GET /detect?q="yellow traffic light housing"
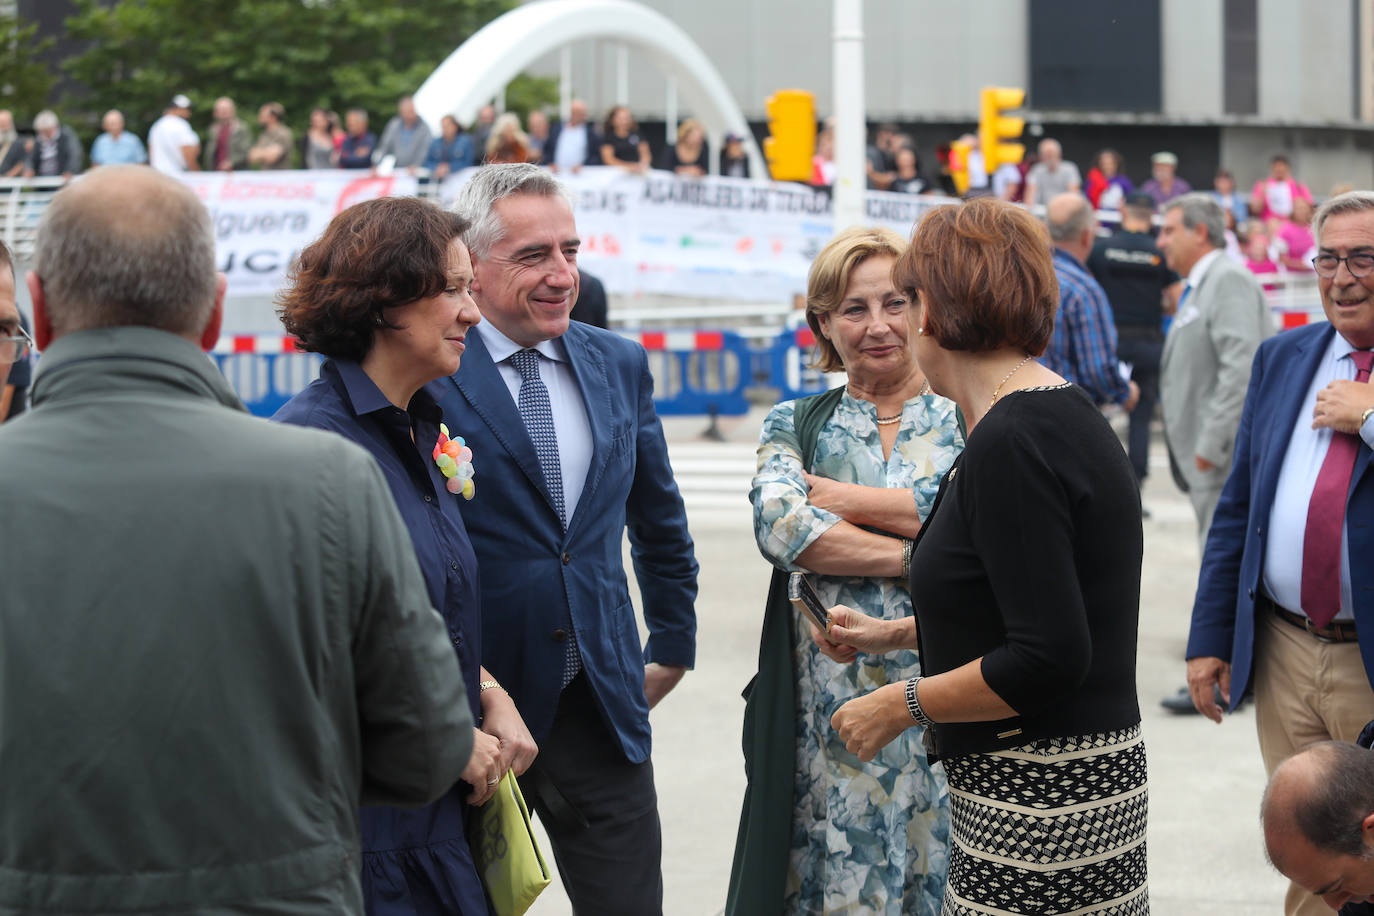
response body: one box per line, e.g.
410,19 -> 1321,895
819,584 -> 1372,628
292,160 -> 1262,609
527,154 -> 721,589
948,139 -> 973,195
764,89 -> 816,182
979,86 -> 1026,173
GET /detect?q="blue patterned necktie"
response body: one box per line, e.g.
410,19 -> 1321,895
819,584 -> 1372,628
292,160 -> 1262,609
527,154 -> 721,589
510,348 -> 580,686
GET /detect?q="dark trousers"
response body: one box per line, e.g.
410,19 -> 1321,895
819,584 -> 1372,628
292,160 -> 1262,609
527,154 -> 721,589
518,674 -> 663,916
1116,330 -> 1163,483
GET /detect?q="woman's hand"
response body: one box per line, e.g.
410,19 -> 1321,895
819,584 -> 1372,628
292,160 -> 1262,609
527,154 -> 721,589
462,728 -> 504,806
480,686 -> 538,776
825,604 -> 916,654
808,615 -> 858,664
831,682 -> 912,762
803,472 -> 856,517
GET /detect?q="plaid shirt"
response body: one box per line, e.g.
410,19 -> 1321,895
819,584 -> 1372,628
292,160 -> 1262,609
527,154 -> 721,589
1042,247 -> 1131,406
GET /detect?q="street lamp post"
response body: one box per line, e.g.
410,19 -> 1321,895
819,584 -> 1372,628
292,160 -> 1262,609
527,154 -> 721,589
831,0 -> 865,231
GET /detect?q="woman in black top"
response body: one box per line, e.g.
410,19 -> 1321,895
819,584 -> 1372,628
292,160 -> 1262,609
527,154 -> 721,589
600,105 -> 650,174
656,118 -> 708,177
827,198 -> 1147,915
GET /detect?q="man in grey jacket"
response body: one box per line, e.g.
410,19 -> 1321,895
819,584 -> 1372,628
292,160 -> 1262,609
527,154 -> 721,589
1157,192 -> 1272,715
1159,193 -> 1273,543
0,164 -> 473,915
374,94 -> 433,171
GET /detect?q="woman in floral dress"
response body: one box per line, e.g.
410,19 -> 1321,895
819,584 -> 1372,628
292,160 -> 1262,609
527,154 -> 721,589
749,226 -> 964,915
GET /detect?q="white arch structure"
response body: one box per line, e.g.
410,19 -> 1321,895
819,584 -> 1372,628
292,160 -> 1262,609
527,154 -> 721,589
413,0 -> 766,178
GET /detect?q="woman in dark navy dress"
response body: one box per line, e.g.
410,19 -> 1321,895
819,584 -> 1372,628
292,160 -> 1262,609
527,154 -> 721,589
274,196 -> 537,915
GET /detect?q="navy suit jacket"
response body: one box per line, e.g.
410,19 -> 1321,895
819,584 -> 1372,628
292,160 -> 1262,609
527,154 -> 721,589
434,323 -> 698,763
1187,322 -> 1374,707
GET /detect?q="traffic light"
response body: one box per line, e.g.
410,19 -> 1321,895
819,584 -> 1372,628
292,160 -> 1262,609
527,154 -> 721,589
764,89 -> 816,182
978,86 -> 1026,173
948,138 -> 973,195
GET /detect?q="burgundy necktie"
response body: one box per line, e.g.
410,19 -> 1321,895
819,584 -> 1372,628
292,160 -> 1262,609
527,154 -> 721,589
1300,349 -> 1374,627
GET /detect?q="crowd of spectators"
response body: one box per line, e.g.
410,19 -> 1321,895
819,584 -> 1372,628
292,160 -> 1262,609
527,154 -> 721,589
0,96 -> 1346,280
0,94 -> 756,183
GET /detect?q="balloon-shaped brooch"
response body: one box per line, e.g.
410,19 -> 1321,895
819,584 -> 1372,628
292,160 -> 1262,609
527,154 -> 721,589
433,423 -> 475,499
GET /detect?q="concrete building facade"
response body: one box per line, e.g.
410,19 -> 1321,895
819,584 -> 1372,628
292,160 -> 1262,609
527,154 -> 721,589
528,0 -> 1374,196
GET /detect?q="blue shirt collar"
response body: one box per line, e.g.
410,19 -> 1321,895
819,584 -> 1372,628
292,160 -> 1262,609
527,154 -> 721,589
1052,245 -> 1088,273
327,358 -> 442,423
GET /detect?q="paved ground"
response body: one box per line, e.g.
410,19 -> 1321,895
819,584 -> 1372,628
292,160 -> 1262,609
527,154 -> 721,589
525,405 -> 1288,916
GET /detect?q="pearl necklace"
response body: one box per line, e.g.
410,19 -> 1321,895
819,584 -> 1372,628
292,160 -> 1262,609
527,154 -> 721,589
989,355 -> 1034,409
850,379 -> 931,426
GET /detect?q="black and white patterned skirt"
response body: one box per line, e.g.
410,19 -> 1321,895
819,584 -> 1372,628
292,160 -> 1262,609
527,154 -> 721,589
939,726 -> 1148,915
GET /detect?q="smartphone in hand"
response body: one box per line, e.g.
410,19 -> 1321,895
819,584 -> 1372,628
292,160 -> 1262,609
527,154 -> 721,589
788,572 -> 832,633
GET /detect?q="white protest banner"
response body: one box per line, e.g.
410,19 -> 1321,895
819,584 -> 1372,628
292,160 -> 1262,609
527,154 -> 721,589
194,167 -> 956,301
181,170 -> 419,296
440,167 -> 959,300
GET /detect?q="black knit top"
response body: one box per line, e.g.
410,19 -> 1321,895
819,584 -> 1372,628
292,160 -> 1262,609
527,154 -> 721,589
909,384 -> 1144,759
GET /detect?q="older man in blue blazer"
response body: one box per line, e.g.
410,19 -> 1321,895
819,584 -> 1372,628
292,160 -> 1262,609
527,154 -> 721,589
1186,191 -> 1374,916
438,163 -> 697,915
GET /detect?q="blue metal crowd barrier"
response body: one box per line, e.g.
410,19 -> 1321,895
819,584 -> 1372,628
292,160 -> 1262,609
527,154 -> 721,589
768,327 -> 831,402
617,329 -> 753,416
209,337 -> 322,418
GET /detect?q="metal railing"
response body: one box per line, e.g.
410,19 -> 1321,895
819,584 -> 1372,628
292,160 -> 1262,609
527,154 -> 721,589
0,175 -> 65,263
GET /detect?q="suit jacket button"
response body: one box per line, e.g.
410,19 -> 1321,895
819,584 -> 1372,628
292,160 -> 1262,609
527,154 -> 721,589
552,628 -> 568,642
561,552 -> 571,565
1247,588 -> 1255,599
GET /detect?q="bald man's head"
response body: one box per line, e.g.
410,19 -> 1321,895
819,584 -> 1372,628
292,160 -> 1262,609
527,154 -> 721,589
32,166 -> 219,340
1263,744 -> 1374,908
1046,192 -> 1095,259
1038,138 -> 1062,167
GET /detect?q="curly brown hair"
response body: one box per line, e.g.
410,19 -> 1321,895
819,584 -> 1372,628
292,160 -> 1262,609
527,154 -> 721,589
278,197 -> 469,361
893,197 -> 1057,356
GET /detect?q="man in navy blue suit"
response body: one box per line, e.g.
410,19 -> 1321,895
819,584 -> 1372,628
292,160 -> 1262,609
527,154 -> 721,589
1186,191 -> 1374,916
438,163 -> 697,915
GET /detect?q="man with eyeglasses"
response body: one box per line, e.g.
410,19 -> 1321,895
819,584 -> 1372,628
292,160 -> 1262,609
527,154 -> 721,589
1184,190 -> 1374,916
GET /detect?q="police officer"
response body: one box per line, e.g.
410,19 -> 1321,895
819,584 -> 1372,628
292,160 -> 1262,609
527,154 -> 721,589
1088,192 -> 1182,501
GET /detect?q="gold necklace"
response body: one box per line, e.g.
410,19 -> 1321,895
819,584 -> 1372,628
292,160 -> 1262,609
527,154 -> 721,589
989,355 -> 1034,409
851,379 -> 930,425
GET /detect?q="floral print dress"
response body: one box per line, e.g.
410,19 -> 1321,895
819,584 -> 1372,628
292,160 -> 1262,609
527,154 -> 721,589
750,390 -> 964,916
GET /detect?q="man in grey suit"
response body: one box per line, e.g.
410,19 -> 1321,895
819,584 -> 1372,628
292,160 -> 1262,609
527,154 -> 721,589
1157,192 -> 1272,713
1159,193 -> 1273,538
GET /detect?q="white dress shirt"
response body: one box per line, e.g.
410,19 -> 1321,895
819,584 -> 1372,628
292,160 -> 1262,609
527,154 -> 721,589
479,323 -> 593,519
1171,249 -> 1223,333
1263,331 -> 1374,620
552,123 -> 589,172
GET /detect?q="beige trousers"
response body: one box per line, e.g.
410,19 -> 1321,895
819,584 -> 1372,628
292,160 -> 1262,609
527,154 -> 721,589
1254,610 -> 1374,916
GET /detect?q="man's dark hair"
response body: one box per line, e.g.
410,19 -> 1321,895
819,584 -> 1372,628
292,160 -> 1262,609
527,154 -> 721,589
1296,742 -> 1374,858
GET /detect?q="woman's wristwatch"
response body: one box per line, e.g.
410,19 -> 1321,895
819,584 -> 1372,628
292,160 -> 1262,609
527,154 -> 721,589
901,538 -> 914,581
905,676 -> 934,727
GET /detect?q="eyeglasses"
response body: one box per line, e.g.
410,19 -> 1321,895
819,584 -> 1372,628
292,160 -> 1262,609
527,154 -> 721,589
1312,253 -> 1374,279
1,323 -> 34,362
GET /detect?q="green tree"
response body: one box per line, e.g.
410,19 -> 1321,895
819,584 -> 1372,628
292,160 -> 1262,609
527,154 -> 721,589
61,0 -> 555,147
0,13 -> 55,121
